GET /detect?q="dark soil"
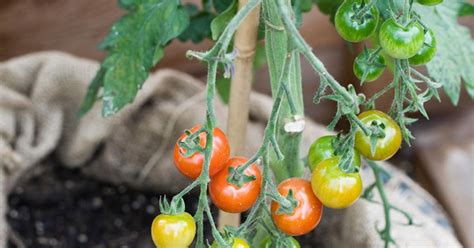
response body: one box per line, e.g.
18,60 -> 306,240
7,161 -> 216,248
6,160 -> 331,248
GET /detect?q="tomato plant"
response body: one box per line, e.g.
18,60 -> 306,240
335,0 -> 379,42
311,157 -> 363,209
355,110 -> 402,161
209,157 -> 262,213
307,135 -> 361,172
409,29 -> 437,66
379,18 -> 425,59
151,212 -> 196,248
80,0 -> 473,246
271,178 -> 323,236
174,125 -> 230,179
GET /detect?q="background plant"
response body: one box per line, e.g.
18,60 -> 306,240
79,0 -> 474,247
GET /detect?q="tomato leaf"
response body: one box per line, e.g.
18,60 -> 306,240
313,0 -> 344,22
179,11 -> 214,43
211,0 -> 237,40
78,0 -> 189,117
458,2 -> 474,17
415,0 -> 474,104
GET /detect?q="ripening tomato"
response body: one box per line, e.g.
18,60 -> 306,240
174,125 -> 230,179
308,135 -> 361,172
335,0 -> 379,42
212,237 -> 250,248
209,157 -> 262,213
353,49 -> 386,82
379,18 -> 425,59
311,157 -> 362,209
151,212 -> 196,248
409,29 -> 437,66
271,178 -> 323,236
417,0 -> 443,6
354,110 -> 402,161
261,236 -> 300,248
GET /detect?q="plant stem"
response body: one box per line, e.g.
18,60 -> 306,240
367,159 -> 394,248
276,0 -> 355,104
219,0 -> 262,230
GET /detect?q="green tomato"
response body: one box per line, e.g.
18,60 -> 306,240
409,29 -> 437,66
417,0 -> 443,6
308,135 -> 361,172
335,0 -> 379,42
261,236 -> 300,248
353,49 -> 386,82
379,18 -> 425,59
151,212 -> 196,248
354,110 -> 402,161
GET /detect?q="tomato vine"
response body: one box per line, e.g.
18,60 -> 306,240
79,0 -> 473,247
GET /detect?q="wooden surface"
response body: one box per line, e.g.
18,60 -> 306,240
414,110 -> 474,248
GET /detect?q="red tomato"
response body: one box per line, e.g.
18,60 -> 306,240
271,178 -> 323,236
174,125 -> 230,179
209,157 -> 262,213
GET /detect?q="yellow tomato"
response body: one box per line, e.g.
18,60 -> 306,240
151,212 -> 196,248
355,110 -> 402,161
311,157 -> 362,209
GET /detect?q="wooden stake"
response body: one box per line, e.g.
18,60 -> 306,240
218,0 -> 261,230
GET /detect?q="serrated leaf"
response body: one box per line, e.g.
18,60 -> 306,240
79,0 -> 189,117
77,67 -> 105,117
415,1 -> 474,104
211,0 -> 237,40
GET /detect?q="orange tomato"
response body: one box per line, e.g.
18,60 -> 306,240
174,125 -> 230,179
209,157 -> 262,213
271,178 -> 323,236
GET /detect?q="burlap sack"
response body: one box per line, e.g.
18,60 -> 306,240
0,51 -> 461,247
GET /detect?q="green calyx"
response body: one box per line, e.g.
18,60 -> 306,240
227,165 -> 257,188
159,197 -> 186,215
274,189 -> 299,216
178,127 -> 206,157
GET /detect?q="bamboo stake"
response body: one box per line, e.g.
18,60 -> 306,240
218,0 -> 261,230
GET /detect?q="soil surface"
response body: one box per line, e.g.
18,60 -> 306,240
7,161 -> 216,248
7,161 -> 329,248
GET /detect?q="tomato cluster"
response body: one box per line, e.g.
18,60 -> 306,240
152,108 -> 402,246
308,110 -> 401,210
152,125 -> 262,247
334,0 -> 439,82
